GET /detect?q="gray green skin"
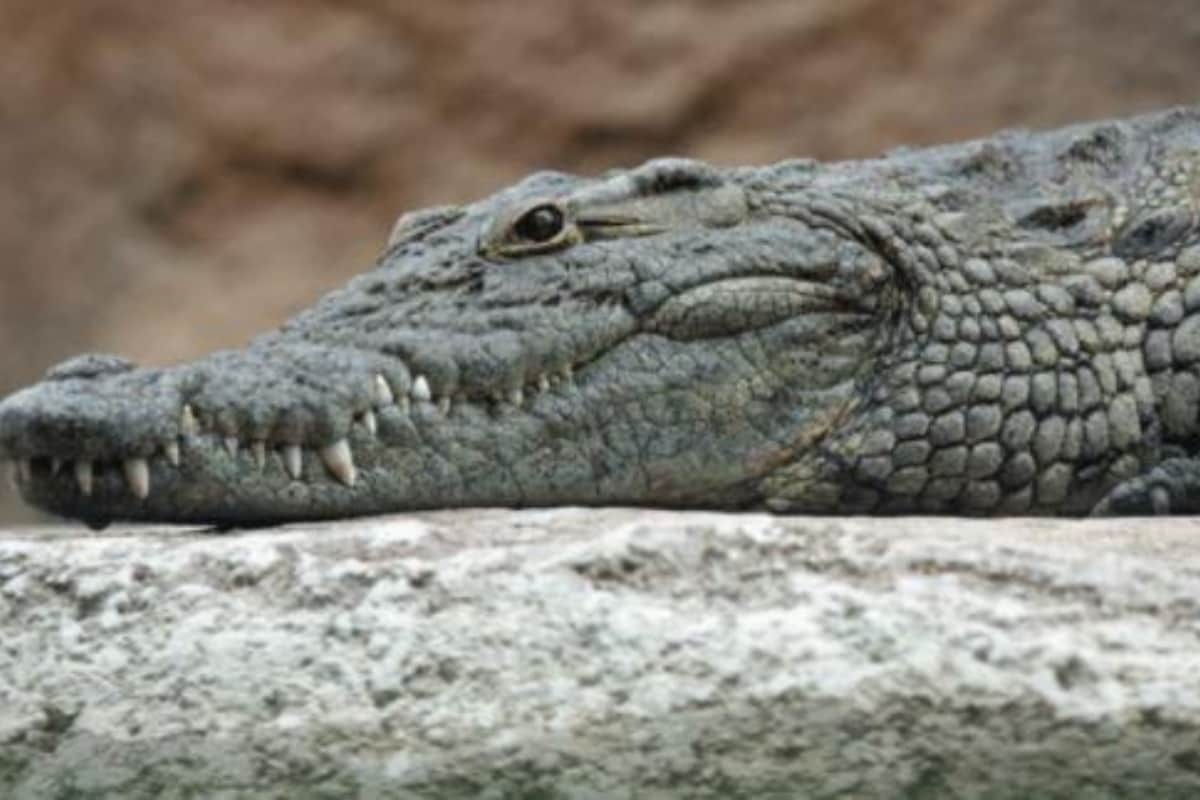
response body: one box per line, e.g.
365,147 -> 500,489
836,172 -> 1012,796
4,106 -> 1200,528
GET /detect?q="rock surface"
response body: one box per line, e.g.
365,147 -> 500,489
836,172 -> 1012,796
2,509 -> 1200,797
5,0 -> 1200,525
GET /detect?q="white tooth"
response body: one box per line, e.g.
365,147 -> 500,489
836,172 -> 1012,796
75,460 -> 94,496
283,445 -> 303,480
17,459 -> 32,483
412,375 -> 432,403
253,441 -> 267,470
562,365 -> 574,381
124,458 -> 150,500
373,374 -> 395,406
224,437 -> 239,458
437,396 -> 451,415
361,409 -> 378,436
538,375 -> 550,392
180,404 -> 199,436
3,461 -> 16,491
51,458 -> 65,475
164,442 -> 181,467
508,389 -> 524,406
320,439 -> 357,487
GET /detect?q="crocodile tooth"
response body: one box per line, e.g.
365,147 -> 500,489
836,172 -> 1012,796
437,396 -> 451,415
399,396 -> 411,414
124,458 -> 150,500
562,365 -> 574,381
3,461 -> 16,491
164,442 -> 181,467
74,460 -> 94,496
17,459 -> 32,483
361,409 -> 378,436
508,388 -> 524,406
180,404 -> 199,436
224,437 -> 239,458
252,441 -> 267,470
283,445 -> 303,480
320,439 -> 356,487
51,457 -> 65,475
373,374 -> 395,406
538,375 -> 550,392
412,375 -> 432,403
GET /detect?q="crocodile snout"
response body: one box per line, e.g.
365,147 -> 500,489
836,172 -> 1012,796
0,344 -> 393,525
0,357 -> 185,505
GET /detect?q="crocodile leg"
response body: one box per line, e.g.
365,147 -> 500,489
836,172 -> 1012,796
1092,457 -> 1200,515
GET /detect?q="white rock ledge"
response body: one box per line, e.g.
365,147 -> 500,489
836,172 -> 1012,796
2,509 -> 1200,798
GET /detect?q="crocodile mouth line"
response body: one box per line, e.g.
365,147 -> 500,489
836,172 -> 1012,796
0,285 -> 855,509
0,355 -> 592,506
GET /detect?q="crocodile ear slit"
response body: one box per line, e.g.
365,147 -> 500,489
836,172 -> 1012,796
626,157 -> 726,193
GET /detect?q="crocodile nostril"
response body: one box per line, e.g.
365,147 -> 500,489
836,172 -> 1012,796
45,354 -> 137,382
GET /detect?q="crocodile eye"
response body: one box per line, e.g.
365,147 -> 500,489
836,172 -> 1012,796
513,204 -> 565,243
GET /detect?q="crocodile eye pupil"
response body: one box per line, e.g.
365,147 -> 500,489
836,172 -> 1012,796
514,205 -> 564,243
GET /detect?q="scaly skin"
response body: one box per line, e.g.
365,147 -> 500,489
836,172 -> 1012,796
3,106 -> 1200,527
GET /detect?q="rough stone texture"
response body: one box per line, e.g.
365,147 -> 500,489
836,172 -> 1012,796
2,508 -> 1200,797
4,0 -> 1200,525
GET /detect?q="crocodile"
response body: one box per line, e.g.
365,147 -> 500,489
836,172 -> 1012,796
3,105 -> 1200,528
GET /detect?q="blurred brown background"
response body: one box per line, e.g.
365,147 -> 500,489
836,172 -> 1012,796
2,0 -> 1199,523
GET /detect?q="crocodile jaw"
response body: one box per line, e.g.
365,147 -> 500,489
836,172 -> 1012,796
0,296 -> 875,527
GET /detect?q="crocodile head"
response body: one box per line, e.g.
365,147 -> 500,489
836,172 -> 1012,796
0,158 -> 897,527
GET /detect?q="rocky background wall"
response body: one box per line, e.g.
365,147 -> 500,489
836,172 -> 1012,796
2,0 -> 1200,525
